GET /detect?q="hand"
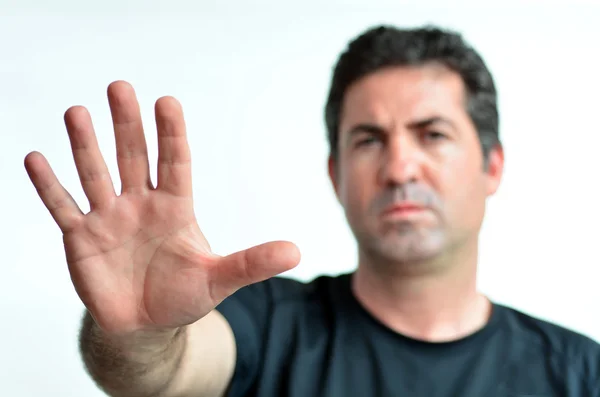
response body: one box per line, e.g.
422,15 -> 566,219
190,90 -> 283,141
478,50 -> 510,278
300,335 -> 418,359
24,81 -> 300,336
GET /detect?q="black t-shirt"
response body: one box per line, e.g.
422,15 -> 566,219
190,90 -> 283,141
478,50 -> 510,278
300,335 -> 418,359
216,273 -> 600,397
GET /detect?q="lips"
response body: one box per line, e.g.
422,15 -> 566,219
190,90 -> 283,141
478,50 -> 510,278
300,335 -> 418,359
379,202 -> 430,220
382,202 -> 426,214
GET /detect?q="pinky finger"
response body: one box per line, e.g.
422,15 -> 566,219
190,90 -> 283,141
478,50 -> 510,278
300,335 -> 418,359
24,151 -> 84,233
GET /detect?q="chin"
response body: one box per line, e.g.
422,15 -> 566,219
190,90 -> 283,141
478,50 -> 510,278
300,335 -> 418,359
362,233 -> 447,269
384,244 -> 442,263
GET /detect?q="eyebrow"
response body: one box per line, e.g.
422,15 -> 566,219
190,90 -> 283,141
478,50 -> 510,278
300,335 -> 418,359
406,116 -> 456,130
344,116 -> 456,142
346,123 -> 385,138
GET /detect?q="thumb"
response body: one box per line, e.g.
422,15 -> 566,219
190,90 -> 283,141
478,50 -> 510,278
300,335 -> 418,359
210,240 -> 301,301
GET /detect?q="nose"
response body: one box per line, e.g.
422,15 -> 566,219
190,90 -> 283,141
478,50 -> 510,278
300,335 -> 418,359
378,135 -> 422,186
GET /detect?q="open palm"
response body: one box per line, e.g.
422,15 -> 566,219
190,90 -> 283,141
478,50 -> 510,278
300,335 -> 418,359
24,81 -> 300,336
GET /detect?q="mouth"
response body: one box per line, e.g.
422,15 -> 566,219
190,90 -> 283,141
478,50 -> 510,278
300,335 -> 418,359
380,203 -> 429,218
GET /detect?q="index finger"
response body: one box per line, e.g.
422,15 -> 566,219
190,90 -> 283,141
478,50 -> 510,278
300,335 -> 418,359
155,96 -> 193,197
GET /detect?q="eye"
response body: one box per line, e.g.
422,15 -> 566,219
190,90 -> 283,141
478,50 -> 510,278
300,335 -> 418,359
355,135 -> 380,147
422,131 -> 447,142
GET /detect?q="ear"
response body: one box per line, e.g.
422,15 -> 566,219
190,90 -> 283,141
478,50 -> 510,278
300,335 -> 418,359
328,155 -> 341,202
485,144 -> 504,196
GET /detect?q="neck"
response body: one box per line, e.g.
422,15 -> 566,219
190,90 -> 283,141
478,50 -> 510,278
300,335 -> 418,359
351,241 -> 491,342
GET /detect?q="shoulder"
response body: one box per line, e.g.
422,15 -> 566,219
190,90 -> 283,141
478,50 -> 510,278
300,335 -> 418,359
224,272 -> 349,306
497,303 -> 600,390
500,303 -> 600,353
215,272 -> 350,321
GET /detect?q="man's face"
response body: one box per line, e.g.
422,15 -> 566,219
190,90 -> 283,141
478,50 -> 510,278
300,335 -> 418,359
329,65 -> 503,271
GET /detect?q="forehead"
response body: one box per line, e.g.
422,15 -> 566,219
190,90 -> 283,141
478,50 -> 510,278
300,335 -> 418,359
339,65 -> 469,132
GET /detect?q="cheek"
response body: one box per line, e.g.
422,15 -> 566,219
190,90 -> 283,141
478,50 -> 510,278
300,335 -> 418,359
339,161 -> 376,213
439,166 -> 488,224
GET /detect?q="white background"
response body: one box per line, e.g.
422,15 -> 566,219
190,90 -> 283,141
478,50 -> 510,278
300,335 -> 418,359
1,1 -> 599,395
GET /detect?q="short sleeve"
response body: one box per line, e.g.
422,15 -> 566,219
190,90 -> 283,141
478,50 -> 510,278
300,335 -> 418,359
580,337 -> 600,396
215,280 -> 275,397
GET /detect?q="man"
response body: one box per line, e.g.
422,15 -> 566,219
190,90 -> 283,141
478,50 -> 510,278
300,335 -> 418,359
25,24 -> 600,397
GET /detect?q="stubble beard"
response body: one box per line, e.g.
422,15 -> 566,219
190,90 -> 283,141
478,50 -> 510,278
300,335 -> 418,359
356,220 -> 448,275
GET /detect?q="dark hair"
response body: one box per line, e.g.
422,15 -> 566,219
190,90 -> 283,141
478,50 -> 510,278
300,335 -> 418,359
324,25 -> 500,164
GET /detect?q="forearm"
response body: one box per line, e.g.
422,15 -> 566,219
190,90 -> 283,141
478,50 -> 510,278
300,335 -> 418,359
79,311 -> 187,397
